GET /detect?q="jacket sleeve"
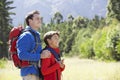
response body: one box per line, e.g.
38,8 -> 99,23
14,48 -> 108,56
41,57 -> 60,75
17,32 -> 40,61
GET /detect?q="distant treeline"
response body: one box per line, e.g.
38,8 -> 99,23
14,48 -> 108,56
1,0 -> 120,61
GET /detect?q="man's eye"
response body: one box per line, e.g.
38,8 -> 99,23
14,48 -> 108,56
36,18 -> 40,20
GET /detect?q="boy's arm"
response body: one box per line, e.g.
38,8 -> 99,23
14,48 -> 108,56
41,57 -> 60,76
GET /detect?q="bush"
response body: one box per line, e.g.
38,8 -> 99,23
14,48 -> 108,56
0,58 -> 7,68
79,38 -> 94,58
93,28 -> 108,60
107,24 -> 120,60
93,22 -> 120,61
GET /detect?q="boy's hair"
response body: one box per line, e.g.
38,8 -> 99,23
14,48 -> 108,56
44,31 -> 59,45
25,10 -> 40,26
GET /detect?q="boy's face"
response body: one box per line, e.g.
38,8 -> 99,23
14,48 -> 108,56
47,34 -> 60,48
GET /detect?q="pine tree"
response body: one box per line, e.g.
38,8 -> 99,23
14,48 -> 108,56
0,0 -> 15,58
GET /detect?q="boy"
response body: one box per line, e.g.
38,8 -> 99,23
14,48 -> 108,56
41,31 -> 65,80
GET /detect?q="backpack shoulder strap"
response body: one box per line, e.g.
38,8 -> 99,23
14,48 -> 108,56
23,29 -> 40,53
46,47 -> 61,61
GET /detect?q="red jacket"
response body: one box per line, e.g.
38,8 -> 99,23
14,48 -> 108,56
41,47 -> 65,80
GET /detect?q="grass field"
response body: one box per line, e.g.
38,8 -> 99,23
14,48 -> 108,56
63,57 -> 120,80
0,57 -> 120,80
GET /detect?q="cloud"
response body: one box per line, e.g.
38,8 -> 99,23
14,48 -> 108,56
50,0 -> 65,15
97,9 -> 107,17
23,0 -> 40,8
91,0 -> 99,10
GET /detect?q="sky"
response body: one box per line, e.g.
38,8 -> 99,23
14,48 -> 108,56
9,0 -> 108,26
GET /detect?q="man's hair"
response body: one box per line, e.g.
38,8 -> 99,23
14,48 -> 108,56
44,31 -> 59,46
25,10 -> 40,26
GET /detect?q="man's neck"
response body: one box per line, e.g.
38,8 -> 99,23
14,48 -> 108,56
32,27 -> 38,31
29,26 -> 38,31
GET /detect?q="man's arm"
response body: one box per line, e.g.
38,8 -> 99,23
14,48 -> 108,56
40,50 -> 51,58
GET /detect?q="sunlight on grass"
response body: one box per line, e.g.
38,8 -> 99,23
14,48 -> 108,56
0,61 -> 21,80
0,58 -> 120,80
62,57 -> 120,80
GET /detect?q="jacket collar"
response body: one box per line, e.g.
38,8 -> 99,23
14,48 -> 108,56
47,46 -> 60,54
26,26 -> 40,35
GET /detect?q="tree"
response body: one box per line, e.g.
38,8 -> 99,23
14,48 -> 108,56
92,15 -> 100,28
53,12 -> 63,24
107,0 -> 120,22
67,14 -> 74,25
0,0 -> 15,58
73,16 -> 87,28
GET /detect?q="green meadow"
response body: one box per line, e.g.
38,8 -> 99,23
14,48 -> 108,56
0,57 -> 120,80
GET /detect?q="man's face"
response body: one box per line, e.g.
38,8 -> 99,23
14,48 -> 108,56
48,34 -> 60,48
29,14 -> 41,30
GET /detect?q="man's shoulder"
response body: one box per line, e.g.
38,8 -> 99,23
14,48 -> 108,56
20,31 -> 32,37
18,31 -> 34,41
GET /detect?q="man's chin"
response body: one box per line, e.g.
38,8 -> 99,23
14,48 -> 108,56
36,25 -> 40,29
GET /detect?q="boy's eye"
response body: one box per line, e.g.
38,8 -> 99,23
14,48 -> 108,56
52,37 -> 58,40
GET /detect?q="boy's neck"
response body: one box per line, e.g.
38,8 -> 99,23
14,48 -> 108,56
48,45 -> 57,49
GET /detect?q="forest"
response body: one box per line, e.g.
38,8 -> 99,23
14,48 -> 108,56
0,0 -> 120,61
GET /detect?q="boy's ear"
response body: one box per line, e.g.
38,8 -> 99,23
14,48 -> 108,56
47,39 -> 51,44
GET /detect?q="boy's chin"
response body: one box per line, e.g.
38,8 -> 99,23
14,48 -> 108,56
55,45 -> 59,48
56,45 -> 59,47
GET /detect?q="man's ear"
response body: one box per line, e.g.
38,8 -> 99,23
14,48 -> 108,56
28,19 -> 32,24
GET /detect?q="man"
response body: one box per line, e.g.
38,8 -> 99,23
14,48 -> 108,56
17,10 -> 50,80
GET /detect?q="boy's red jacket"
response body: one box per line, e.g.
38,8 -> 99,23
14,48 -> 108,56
41,47 -> 65,80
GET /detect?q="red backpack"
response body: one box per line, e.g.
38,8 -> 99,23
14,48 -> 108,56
8,26 -> 37,68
